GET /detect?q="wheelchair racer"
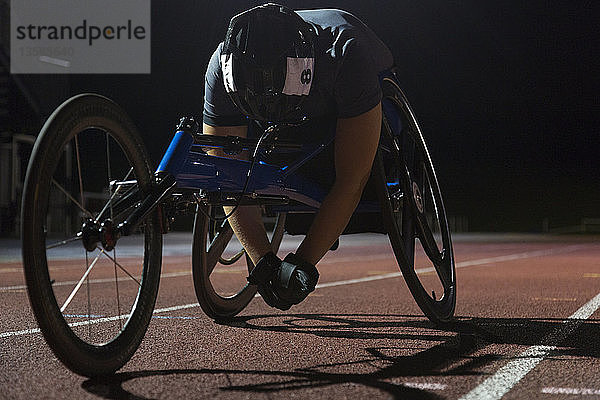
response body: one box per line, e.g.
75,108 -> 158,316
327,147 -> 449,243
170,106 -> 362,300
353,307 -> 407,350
203,3 -> 394,310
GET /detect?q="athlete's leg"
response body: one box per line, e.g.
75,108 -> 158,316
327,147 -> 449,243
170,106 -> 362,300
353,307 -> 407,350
202,123 -> 272,265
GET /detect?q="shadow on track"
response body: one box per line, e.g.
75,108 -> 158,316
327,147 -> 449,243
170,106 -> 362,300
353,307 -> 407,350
218,313 -> 600,358
82,367 -> 446,400
81,314 -> 600,399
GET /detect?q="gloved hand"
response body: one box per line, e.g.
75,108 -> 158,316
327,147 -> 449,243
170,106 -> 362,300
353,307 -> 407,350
248,252 -> 319,310
247,252 -> 291,310
275,253 -> 319,305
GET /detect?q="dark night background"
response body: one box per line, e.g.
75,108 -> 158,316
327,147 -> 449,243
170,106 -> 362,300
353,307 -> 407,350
3,1 -> 599,232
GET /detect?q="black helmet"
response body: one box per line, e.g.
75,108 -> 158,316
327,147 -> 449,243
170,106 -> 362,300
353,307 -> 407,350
221,3 -> 315,123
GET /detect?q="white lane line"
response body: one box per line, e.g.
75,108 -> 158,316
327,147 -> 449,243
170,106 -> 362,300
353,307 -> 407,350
459,291 -> 600,400
0,254 -> 394,292
542,387 -> 600,395
0,302 -> 202,339
453,244 -> 586,268
317,245 -> 586,289
0,327 -> 41,338
0,255 -> 389,291
152,303 -> 199,314
403,382 -> 447,391
0,271 -> 191,292
0,244 -> 588,339
1,244 -> 584,292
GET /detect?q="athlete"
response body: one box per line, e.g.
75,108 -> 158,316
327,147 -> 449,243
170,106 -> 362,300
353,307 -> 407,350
203,4 -> 394,310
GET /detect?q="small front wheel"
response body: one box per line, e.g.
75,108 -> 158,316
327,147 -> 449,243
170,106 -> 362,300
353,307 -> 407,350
21,94 -> 162,376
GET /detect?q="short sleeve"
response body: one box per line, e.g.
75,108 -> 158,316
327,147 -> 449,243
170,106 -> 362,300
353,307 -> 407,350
203,43 -> 248,127
333,39 -> 383,118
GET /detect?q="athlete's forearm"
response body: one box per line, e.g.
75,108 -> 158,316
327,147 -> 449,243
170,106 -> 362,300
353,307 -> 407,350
295,178 -> 366,265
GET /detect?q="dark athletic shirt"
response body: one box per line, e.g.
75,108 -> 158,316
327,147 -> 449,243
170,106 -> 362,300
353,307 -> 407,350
203,8 -> 394,127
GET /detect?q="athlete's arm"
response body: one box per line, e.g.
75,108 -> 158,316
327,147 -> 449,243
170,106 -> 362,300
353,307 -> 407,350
295,103 -> 382,265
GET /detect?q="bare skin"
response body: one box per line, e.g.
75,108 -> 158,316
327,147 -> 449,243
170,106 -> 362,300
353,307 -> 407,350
203,102 -> 381,266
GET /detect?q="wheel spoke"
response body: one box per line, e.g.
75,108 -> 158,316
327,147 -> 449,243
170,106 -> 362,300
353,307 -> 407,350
104,133 -> 123,329
86,252 -> 92,338
401,201 -> 416,267
416,220 -> 451,289
112,250 -> 123,330
52,178 -> 93,219
415,211 -> 442,265
207,221 -> 234,274
414,163 -> 452,289
219,249 -> 245,265
433,250 -> 452,293
95,167 -> 134,224
98,247 -> 141,286
401,156 -> 417,267
210,215 -> 245,265
106,132 -> 114,219
60,252 -> 102,312
270,212 -> 286,251
46,233 -> 83,250
74,134 -> 86,213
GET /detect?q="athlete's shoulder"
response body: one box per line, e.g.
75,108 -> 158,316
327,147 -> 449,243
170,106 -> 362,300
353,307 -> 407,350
294,10 -> 392,118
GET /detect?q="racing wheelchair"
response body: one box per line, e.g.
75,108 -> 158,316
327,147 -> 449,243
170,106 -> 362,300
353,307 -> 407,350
21,70 -> 455,376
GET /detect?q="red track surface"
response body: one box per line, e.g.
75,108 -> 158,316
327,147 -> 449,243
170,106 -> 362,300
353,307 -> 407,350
1,233 -> 599,399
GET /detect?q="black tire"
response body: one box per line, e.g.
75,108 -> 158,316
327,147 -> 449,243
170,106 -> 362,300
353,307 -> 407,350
21,94 -> 162,377
192,206 -> 286,319
375,77 -> 456,324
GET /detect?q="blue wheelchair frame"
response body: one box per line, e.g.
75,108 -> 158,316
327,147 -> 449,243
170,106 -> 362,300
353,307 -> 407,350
150,70 -> 402,220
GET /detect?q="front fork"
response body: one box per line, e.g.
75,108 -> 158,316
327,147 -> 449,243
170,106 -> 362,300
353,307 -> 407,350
81,117 -> 198,252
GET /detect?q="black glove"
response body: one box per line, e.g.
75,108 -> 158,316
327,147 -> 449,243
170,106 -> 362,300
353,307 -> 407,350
274,253 -> 319,305
248,252 -> 292,310
247,252 -> 319,310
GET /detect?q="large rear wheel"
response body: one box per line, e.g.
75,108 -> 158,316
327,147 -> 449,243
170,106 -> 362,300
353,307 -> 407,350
375,77 -> 456,324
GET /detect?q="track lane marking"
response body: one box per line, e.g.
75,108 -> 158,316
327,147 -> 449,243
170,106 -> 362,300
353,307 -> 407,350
402,382 -> 447,390
1,245 -> 584,292
0,302 -> 201,338
459,291 -> 600,400
542,387 -> 600,395
0,254 -> 394,291
0,244 -> 588,339
0,271 -> 191,291
583,273 -> 600,278
531,297 -> 577,302
0,268 -> 23,274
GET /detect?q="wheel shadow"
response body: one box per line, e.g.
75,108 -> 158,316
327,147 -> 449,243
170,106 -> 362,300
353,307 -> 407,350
217,312 -> 600,360
82,313 -> 600,399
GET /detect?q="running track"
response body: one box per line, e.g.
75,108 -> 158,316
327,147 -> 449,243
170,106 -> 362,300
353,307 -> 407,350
1,233 -> 599,399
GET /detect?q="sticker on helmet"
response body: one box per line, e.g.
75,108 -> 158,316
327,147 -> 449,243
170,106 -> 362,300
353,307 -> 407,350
282,57 -> 314,96
220,54 -> 236,93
